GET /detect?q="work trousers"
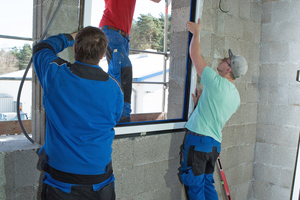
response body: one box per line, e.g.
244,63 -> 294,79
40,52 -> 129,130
179,131 -> 221,200
102,27 -> 132,119
41,173 -> 115,200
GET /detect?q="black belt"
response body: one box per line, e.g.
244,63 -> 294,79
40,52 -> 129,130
100,25 -> 128,38
187,130 -> 206,137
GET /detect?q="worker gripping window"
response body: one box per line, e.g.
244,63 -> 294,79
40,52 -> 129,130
179,19 -> 248,200
33,27 -> 124,200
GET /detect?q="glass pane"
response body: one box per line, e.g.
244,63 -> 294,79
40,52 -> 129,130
88,0 -> 174,122
0,0 -> 33,126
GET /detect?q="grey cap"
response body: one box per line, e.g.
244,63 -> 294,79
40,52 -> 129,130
228,49 -> 248,79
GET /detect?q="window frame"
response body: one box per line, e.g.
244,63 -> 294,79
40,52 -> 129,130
82,0 -> 202,136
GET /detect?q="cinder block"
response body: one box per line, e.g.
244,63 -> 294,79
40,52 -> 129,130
245,123 -> 257,145
225,164 -> 244,187
280,168 -> 294,189
239,144 -> 255,163
240,103 -> 257,124
168,132 -> 185,159
0,153 -> 6,187
228,0 -> 240,18
200,31 -> 212,58
5,184 -> 41,200
133,135 -> 172,165
273,105 -> 300,127
144,160 -> 171,191
250,1 -> 262,23
277,63 -> 300,84
116,165 -> 145,198
224,15 -> 243,39
268,83 -> 289,105
270,42 -> 289,63
237,83 -> 259,104
224,37 -> 239,54
238,40 -> 250,62
260,44 -> 271,63
261,13 -> 271,24
220,146 -> 240,169
252,180 -> 272,200
257,124 -> 299,147
172,0 -> 191,9
289,42 -> 300,63
221,126 -> 235,148
13,149 -> 41,189
272,144 -> 297,169
170,32 -> 189,58
239,0 -> 251,20
211,34 -> 225,58
268,184 -> 291,200
243,20 -> 255,43
112,138 -> 135,170
201,9 -> 214,33
213,11 -> 226,36
288,84 -> 300,105
248,43 -> 260,64
255,142 -> 273,164
233,125 -> 246,146
171,7 -> 191,32
290,0 -> 300,22
253,23 -> 261,44
234,181 -> 253,200
271,1 -> 290,22
242,162 -> 254,183
258,63 -> 278,85
261,23 -> 277,44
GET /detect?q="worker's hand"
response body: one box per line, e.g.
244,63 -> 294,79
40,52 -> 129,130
192,88 -> 201,106
71,32 -> 78,40
150,0 -> 161,3
187,18 -> 201,35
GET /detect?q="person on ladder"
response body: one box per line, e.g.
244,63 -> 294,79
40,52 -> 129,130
99,0 -> 161,123
179,18 -> 248,199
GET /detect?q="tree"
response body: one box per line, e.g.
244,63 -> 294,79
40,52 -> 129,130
0,49 -> 19,75
11,44 -> 32,70
130,13 -> 170,53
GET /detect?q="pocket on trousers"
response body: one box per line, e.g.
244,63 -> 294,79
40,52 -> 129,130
95,181 -> 116,200
191,150 -> 207,176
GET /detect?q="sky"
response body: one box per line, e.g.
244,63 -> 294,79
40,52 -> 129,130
0,0 -> 170,50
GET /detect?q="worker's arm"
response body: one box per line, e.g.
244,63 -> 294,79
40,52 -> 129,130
187,19 -> 207,78
32,33 -> 75,88
149,0 -> 161,3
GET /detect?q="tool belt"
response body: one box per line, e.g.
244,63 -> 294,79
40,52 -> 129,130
100,25 -> 128,38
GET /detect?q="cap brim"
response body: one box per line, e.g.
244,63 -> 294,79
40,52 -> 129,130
228,49 -> 233,62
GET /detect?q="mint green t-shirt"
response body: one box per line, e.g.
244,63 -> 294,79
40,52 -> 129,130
185,67 -> 240,143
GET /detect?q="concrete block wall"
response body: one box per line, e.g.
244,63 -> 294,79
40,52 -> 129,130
253,0 -> 300,199
112,133 -> 186,199
0,132 -> 186,200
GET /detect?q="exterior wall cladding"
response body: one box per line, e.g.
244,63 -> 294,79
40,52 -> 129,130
0,0 -> 300,200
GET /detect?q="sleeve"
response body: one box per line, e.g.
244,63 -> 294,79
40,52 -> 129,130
32,34 -> 74,88
200,66 -> 221,88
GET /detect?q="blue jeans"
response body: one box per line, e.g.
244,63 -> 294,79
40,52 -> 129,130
101,27 -> 132,118
179,131 -> 221,200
